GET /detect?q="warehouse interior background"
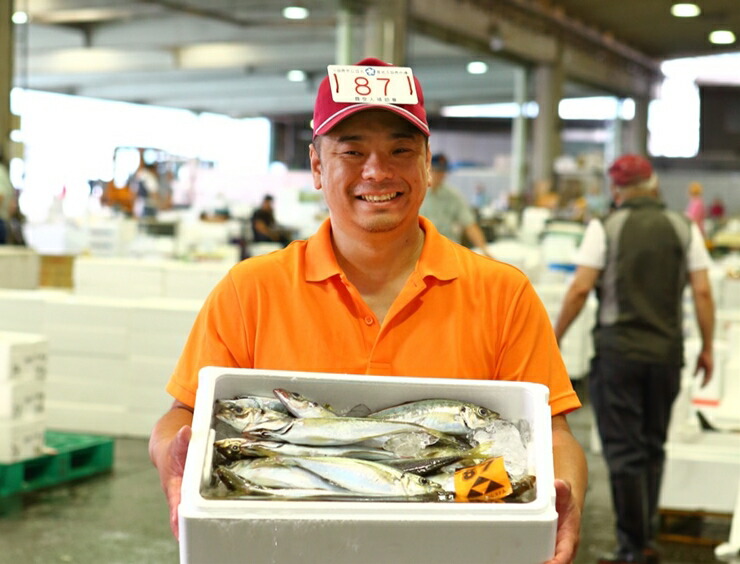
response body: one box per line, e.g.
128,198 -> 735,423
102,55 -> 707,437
1,1 -> 739,564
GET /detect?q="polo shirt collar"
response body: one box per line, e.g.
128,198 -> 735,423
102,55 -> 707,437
305,217 -> 459,283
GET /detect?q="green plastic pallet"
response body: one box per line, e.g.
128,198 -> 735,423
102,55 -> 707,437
0,431 -> 115,504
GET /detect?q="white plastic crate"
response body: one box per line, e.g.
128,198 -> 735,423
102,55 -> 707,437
0,331 -> 48,383
179,368 -> 556,564
0,415 -> 46,463
0,379 -> 45,420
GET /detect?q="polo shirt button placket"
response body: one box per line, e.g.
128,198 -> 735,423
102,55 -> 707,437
364,316 -> 374,326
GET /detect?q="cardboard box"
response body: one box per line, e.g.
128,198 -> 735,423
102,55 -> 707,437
179,368 -> 557,564
39,255 -> 75,289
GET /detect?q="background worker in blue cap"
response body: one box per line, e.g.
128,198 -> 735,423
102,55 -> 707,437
420,152 -> 493,258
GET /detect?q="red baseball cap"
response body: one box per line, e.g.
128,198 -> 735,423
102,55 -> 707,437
311,57 -> 430,139
608,154 -> 654,187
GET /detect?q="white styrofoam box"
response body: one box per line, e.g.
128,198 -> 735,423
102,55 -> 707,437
719,276 -> 740,310
0,379 -> 45,420
487,239 -> 543,282
0,331 -> 48,383
0,415 -> 46,463
127,298 -> 200,358
125,411 -> 163,438
0,247 -> 40,290
0,289 -> 52,333
85,218 -> 138,257
660,432 -> 740,513
45,399 -> 127,436
717,309 -> 740,345
44,295 -> 130,357
46,373 -> 128,406
161,262 -> 231,301
73,257 -> 164,298
48,353 -> 128,385
180,368 -> 556,564
128,355 -> 176,392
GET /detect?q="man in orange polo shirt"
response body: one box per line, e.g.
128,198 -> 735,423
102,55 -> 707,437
149,57 -> 587,564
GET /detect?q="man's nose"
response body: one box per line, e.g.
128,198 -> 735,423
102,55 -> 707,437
361,152 -> 394,182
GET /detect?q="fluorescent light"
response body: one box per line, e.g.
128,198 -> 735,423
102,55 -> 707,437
282,6 -> 309,20
12,11 -> 29,24
441,102 -> 539,118
709,30 -> 736,45
466,61 -> 488,74
670,3 -> 701,18
286,70 -> 306,82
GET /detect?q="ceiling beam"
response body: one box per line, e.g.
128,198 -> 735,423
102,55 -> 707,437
409,0 -> 661,99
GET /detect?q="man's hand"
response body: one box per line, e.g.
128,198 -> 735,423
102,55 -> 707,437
694,349 -> 713,388
545,479 -> 582,564
160,425 -> 191,540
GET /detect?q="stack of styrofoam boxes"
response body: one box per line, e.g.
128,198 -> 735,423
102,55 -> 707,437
44,294 -> 131,436
86,217 -> 138,256
486,239 -> 544,283
180,368 -> 558,564
0,247 -> 40,289
126,298 -> 200,436
0,289 -> 63,334
0,332 -> 48,463
161,261 -> 232,301
533,283 -> 595,380
73,256 -> 164,298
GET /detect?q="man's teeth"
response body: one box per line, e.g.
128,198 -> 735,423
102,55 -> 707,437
361,193 -> 397,202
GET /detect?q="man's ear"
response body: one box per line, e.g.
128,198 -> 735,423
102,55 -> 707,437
309,143 -> 322,191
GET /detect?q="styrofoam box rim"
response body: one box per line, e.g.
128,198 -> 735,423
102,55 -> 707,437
180,367 -> 556,522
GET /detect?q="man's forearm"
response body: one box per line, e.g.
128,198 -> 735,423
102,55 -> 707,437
149,402 -> 194,469
552,415 -> 587,509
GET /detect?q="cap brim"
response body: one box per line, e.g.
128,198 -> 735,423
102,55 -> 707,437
313,103 -> 430,138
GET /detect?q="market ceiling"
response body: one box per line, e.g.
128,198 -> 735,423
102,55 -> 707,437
11,0 -> 740,119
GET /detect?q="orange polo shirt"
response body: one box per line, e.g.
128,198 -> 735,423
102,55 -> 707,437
167,217 -> 580,416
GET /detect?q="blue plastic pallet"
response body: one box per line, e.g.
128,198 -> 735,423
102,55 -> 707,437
0,431 -> 114,513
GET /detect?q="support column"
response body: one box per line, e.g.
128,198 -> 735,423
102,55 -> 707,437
509,67 -> 528,196
531,59 -> 564,198
604,99 -> 625,166
0,0 -> 15,164
622,95 -> 649,156
363,0 -> 409,65
335,1 -> 356,65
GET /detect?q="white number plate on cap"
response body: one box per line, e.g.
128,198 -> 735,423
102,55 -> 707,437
327,64 -> 418,105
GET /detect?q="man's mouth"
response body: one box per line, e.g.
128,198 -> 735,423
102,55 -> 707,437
358,192 -> 400,203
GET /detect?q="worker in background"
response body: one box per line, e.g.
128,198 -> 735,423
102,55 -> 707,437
554,154 -> 715,564
250,194 -> 292,247
149,57 -> 586,564
684,181 -> 707,239
420,153 -> 493,258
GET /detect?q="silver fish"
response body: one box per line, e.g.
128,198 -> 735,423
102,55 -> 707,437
213,467 -> 445,501
222,458 -> 344,491
216,396 -> 288,414
368,399 -> 500,436
249,416 -> 453,447
214,404 -> 291,434
213,437 -> 398,461
280,456 -> 446,498
273,388 -> 339,418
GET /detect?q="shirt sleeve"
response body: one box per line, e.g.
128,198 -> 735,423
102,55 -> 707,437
687,222 -> 712,271
573,219 -> 606,269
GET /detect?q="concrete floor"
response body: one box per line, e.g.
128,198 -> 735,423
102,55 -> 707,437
0,383 -> 727,564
